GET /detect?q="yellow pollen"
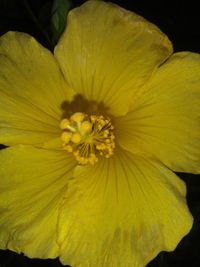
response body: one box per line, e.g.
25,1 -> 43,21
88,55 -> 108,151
60,119 -> 70,129
61,131 -> 72,143
71,133 -> 81,144
80,121 -> 92,134
60,112 -> 115,165
70,112 -> 85,122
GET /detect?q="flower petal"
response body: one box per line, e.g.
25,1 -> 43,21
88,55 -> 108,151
54,0 -> 172,116
0,145 -> 76,259
0,32 -> 73,147
115,52 -> 200,173
57,147 -> 192,267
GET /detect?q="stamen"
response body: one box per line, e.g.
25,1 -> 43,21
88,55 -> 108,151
70,112 -> 85,122
71,133 -> 81,144
80,121 -> 92,134
60,112 -> 115,165
60,119 -> 70,130
61,132 -> 72,144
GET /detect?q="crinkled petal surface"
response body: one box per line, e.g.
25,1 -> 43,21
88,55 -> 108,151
57,147 -> 192,267
115,52 -> 200,173
54,0 -> 172,116
0,145 -> 76,258
0,32 -> 73,147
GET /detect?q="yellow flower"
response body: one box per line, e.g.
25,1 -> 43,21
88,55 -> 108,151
0,0 -> 199,266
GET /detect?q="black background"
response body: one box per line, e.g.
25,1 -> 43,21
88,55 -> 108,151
0,0 -> 200,266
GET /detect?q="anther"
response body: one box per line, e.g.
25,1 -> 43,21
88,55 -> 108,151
80,121 -> 92,134
71,133 -> 81,144
63,145 -> 73,152
70,112 -> 85,122
60,119 -> 70,130
61,132 -> 72,143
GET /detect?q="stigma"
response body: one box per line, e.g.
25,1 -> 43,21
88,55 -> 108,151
60,112 -> 115,165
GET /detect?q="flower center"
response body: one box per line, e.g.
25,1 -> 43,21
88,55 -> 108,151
60,112 -> 115,165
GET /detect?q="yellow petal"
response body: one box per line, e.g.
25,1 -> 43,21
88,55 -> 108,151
0,145 -> 76,259
54,0 -> 172,116
0,31 -> 73,147
115,52 -> 200,174
57,147 -> 192,267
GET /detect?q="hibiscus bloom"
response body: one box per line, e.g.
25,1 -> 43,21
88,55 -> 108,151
0,0 -> 199,266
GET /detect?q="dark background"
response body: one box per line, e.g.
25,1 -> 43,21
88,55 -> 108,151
0,0 -> 200,266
